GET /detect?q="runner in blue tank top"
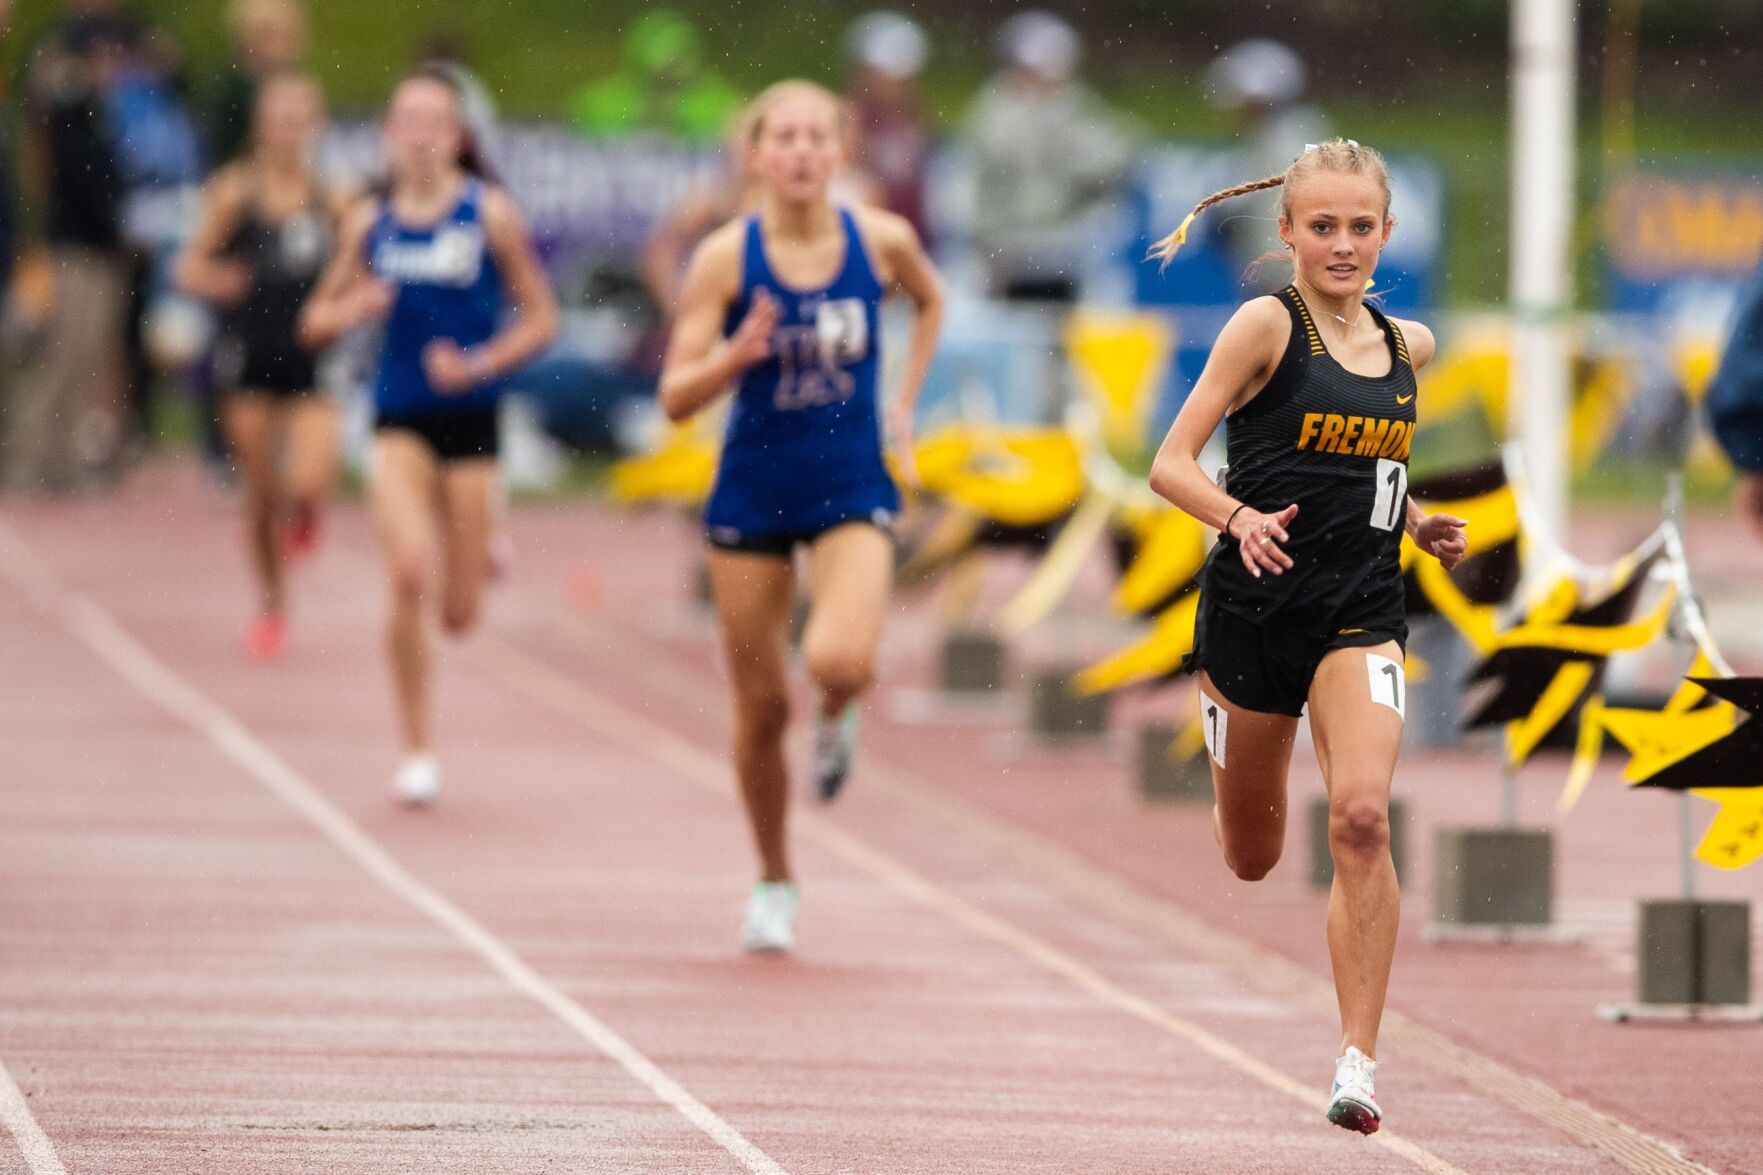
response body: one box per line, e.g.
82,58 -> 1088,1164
300,65 -> 558,807
660,80 -> 944,953
1146,141 -> 1466,1135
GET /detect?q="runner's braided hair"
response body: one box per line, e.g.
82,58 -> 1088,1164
1148,138 -> 1391,270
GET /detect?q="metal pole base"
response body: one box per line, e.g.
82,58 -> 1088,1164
1028,668 -> 1112,744
1597,1002 -> 1763,1024
1423,922 -> 1586,945
1136,724 -> 1213,803
1432,826 -> 1554,927
1633,899 -> 1752,1007
939,627 -> 1009,695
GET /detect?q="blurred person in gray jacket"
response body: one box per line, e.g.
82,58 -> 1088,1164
962,11 -> 1136,303
1205,38 -> 1329,286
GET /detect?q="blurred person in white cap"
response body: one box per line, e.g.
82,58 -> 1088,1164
962,10 -> 1136,302
844,10 -> 933,247
1205,38 -> 1329,283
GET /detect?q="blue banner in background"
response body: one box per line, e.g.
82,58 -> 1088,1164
1600,169 -> 1763,325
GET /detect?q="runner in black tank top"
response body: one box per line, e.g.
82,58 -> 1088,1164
1146,141 -> 1467,1137
176,74 -> 342,661
212,171 -> 332,398
1200,283 -> 1418,644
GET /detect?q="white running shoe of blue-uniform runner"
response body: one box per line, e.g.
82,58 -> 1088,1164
395,752 -> 441,807
813,704 -> 859,802
741,881 -> 800,953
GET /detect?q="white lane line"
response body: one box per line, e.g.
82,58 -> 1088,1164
0,524 -> 785,1175
471,636 -> 1470,1175
552,604 -> 1721,1175
0,1058 -> 69,1175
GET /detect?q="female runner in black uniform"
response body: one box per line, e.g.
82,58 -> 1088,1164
1146,140 -> 1467,1135
178,73 -> 342,659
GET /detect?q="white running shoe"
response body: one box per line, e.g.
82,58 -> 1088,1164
1327,1046 -> 1382,1134
813,705 -> 859,802
740,882 -> 800,954
394,753 -> 441,807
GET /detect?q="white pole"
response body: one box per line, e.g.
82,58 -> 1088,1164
1509,0 -> 1577,541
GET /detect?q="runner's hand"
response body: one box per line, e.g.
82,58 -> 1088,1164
1413,513 -> 1469,571
886,401 -> 919,489
422,339 -> 481,395
1232,504 -> 1298,579
349,279 -> 396,327
208,261 -> 253,308
725,288 -> 779,372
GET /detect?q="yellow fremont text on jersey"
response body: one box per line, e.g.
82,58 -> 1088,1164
1296,413 -> 1414,459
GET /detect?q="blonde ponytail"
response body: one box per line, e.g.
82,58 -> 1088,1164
1147,138 -> 1392,271
1147,174 -> 1285,268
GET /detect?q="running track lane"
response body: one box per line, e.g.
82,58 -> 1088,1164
0,508 -> 1486,1174
0,469 -> 1733,1172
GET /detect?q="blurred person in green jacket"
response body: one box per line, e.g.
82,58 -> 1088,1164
569,11 -> 741,143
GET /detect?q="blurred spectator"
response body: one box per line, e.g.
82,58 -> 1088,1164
1204,38 -> 1329,282
207,0 -> 307,171
568,10 -> 741,143
963,10 -> 1136,302
642,119 -> 760,320
1706,258 -> 1763,540
844,10 -> 934,246
3,2 -> 135,493
111,24 -> 205,450
0,0 -> 16,290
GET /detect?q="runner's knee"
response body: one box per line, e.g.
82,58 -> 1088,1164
805,644 -> 873,700
1223,840 -> 1282,882
389,555 -> 428,609
1329,795 -> 1390,862
441,595 -> 479,635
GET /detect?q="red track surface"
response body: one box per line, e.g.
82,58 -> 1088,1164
1,461 -> 1758,1174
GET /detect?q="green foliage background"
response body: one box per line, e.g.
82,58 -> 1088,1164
6,0 -> 1761,305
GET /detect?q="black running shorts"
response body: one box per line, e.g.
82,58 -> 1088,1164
1186,593 -> 1406,717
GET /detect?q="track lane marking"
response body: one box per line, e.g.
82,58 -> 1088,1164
0,523 -> 786,1175
468,635 -> 1469,1175
0,1058 -> 68,1175
535,603 -> 1720,1175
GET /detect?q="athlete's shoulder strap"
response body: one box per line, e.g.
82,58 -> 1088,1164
1277,284 -> 1326,360
1364,302 -> 1413,370
739,214 -> 770,292
1232,286 -> 1312,422
837,205 -> 883,294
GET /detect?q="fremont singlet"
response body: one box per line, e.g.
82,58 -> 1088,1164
1200,285 -> 1418,638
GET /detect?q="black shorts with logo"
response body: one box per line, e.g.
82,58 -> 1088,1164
1186,593 -> 1406,718
374,406 -> 500,462
706,508 -> 896,558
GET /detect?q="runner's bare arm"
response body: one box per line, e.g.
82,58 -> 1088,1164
298,201 -> 389,351
1149,297 -> 1297,576
659,224 -> 775,423
465,188 -> 560,380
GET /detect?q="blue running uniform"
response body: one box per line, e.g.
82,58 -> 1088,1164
705,208 -> 898,553
365,179 -> 506,417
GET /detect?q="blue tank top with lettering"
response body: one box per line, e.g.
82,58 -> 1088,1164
365,178 -> 506,415
704,208 -> 898,540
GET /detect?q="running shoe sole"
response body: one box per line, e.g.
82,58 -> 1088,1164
1327,1096 -> 1380,1135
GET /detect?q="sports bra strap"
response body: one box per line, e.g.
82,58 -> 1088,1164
1364,301 -> 1411,370
1281,285 -> 1326,360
